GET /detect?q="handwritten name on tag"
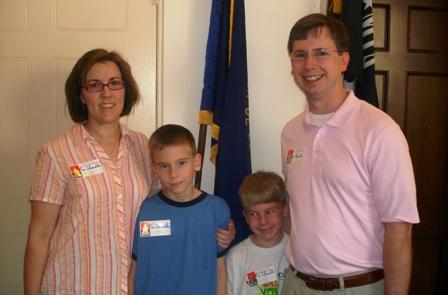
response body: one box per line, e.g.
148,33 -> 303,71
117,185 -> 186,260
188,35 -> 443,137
140,220 -> 171,237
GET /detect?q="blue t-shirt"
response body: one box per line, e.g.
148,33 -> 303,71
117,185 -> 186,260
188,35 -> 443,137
132,191 -> 230,295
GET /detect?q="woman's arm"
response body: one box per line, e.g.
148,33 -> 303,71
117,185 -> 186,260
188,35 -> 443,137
128,259 -> 137,295
216,219 -> 235,249
24,201 -> 61,295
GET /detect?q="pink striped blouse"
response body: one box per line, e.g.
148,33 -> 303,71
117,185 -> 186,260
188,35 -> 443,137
29,124 -> 152,294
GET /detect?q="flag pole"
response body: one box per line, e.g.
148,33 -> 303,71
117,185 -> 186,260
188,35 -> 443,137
195,123 -> 208,189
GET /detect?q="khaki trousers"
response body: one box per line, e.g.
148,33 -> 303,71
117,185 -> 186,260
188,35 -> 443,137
280,268 -> 384,295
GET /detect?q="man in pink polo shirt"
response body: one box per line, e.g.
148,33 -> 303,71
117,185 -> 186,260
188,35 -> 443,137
280,14 -> 420,294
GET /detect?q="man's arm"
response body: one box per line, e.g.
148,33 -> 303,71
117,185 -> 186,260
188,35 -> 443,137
216,256 -> 227,295
383,222 -> 413,295
24,201 -> 61,295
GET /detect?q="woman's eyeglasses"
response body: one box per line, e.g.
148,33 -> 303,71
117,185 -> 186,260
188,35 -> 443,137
83,79 -> 126,93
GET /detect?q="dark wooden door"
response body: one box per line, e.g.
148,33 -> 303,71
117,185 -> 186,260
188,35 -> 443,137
373,0 -> 448,293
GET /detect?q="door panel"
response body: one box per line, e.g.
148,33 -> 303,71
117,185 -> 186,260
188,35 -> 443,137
0,0 -> 158,293
373,0 -> 448,293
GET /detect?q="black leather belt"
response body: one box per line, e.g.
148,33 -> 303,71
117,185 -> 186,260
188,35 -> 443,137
290,265 -> 384,291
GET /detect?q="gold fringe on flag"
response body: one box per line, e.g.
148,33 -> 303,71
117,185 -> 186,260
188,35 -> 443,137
198,110 -> 214,125
210,144 -> 218,165
210,123 -> 220,165
228,0 -> 234,65
328,0 -> 342,14
211,123 -> 220,141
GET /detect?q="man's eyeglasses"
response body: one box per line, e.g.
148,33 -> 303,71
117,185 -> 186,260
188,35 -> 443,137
290,48 -> 340,62
83,79 -> 126,93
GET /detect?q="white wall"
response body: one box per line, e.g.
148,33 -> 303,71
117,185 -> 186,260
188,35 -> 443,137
163,0 -> 322,192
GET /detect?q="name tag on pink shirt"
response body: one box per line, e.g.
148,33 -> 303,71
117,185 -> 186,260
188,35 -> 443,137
69,159 -> 103,178
286,148 -> 304,164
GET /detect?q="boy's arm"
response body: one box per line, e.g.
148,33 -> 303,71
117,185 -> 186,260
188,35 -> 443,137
216,256 -> 227,295
225,251 -> 235,295
128,259 -> 137,295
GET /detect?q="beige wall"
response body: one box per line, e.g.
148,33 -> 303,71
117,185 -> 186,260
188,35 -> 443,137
163,0 -> 323,192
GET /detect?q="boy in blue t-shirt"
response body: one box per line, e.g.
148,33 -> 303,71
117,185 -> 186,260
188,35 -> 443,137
129,124 -> 230,295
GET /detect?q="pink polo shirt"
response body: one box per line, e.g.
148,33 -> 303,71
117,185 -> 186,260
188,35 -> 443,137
281,92 -> 419,276
29,124 -> 152,294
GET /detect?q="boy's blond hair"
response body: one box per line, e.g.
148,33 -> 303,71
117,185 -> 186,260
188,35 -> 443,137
239,171 -> 288,210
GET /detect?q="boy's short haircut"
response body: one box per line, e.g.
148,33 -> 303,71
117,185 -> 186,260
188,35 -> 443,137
239,171 -> 288,210
149,124 -> 197,156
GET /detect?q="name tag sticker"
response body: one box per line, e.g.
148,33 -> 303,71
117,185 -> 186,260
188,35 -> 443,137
246,265 -> 279,287
69,159 -> 103,178
286,148 -> 304,164
140,220 -> 171,237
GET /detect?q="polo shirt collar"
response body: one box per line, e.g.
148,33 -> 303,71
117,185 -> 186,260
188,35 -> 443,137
303,91 -> 358,128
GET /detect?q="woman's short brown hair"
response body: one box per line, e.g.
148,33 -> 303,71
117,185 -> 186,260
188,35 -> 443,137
65,48 -> 140,123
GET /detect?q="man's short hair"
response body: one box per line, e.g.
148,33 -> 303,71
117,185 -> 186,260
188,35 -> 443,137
287,13 -> 350,53
239,171 -> 288,210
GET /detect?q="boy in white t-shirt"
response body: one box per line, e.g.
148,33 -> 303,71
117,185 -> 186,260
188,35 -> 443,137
226,171 -> 289,295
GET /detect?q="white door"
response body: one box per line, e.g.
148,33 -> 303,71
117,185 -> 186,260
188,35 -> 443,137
0,0 -> 159,293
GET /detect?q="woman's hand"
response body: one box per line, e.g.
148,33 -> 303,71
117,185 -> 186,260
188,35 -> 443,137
217,219 -> 235,249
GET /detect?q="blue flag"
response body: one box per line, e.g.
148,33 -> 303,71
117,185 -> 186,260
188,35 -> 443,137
199,0 -> 252,245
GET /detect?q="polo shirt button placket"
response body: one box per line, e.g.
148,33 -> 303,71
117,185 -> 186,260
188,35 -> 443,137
312,132 -> 322,175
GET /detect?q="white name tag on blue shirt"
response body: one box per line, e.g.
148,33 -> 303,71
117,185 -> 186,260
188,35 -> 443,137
140,220 -> 171,237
